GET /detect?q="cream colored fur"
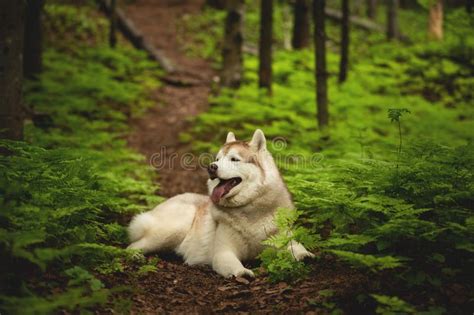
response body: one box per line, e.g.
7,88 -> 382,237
128,129 -> 314,278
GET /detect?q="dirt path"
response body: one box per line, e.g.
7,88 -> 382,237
126,0 -> 210,197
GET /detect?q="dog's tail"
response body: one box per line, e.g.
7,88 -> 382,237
128,212 -> 156,242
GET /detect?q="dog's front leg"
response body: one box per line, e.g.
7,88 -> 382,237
212,249 -> 254,278
287,240 -> 315,261
212,226 -> 254,278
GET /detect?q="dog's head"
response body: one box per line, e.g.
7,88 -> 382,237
207,129 -> 268,207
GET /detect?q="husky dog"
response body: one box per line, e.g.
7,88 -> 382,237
128,129 -> 313,278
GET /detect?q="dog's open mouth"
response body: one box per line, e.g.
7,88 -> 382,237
211,177 -> 242,204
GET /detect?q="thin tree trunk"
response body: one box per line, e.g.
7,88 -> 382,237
259,0 -> 273,93
109,0 -> 117,47
221,0 -> 244,88
339,0 -> 350,83
428,0 -> 443,40
467,0 -> 473,13
24,0 -> 44,79
366,0 -> 377,19
292,0 -> 310,49
282,2 -> 292,50
398,0 -> 412,9
313,0 -> 329,128
386,0 -> 400,40
206,0 -> 227,9
0,1 -> 25,141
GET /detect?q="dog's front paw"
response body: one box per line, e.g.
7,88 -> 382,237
234,267 -> 255,278
293,250 -> 315,261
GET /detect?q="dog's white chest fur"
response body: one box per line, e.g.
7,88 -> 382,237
175,203 -> 277,266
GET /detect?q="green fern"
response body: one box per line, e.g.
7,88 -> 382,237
259,208 -> 318,282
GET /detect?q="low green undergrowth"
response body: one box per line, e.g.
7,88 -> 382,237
0,3 -> 163,314
259,208 -> 317,282
183,4 -> 474,313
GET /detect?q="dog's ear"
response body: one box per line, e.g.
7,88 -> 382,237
249,129 -> 266,151
226,131 -> 236,143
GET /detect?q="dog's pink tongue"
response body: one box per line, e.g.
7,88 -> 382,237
211,185 -> 227,204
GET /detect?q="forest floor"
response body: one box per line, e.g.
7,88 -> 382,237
111,0 -> 370,313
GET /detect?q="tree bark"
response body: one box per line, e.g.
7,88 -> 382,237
292,0 -> 310,49
109,0 -> 117,47
386,0 -> 400,40
467,0 -> 473,13
0,1 -> 25,140
338,0 -> 350,83
24,0 -> 44,80
206,0 -> 227,9
221,0 -> 244,88
259,0 -> 273,93
282,2 -> 292,50
366,0 -> 377,19
313,0 -> 329,128
428,0 -> 443,40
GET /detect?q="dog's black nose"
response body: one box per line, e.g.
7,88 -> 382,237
208,163 -> 218,179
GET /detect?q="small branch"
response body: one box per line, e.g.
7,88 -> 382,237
325,7 -> 411,43
398,120 -> 402,155
325,7 -> 383,32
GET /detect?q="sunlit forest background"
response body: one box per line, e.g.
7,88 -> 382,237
0,0 -> 473,313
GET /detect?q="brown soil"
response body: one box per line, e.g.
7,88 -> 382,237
103,254 -> 371,314
121,1 -> 370,314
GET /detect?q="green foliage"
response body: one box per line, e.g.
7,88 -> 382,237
387,109 -> 410,123
371,294 -> 415,315
65,266 -> 105,291
177,7 -> 226,64
416,0 -> 438,10
0,287 -> 109,315
136,257 -> 160,276
0,3 -> 163,313
43,4 -> 109,48
327,250 -> 403,271
307,289 -> 343,314
259,208 -> 317,282
185,3 -> 474,313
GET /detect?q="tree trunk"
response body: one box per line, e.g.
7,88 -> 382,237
428,0 -> 443,40
292,0 -> 310,49
399,0 -> 414,9
313,0 -> 329,128
366,0 -> 377,19
259,0 -> 273,93
282,2 -> 292,50
0,1 -> 25,141
206,0 -> 227,9
386,0 -> 400,40
221,0 -> 244,88
24,0 -> 44,80
338,0 -> 350,83
109,0 -> 117,47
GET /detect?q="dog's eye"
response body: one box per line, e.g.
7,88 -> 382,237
216,158 -> 219,161
231,157 -> 240,162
